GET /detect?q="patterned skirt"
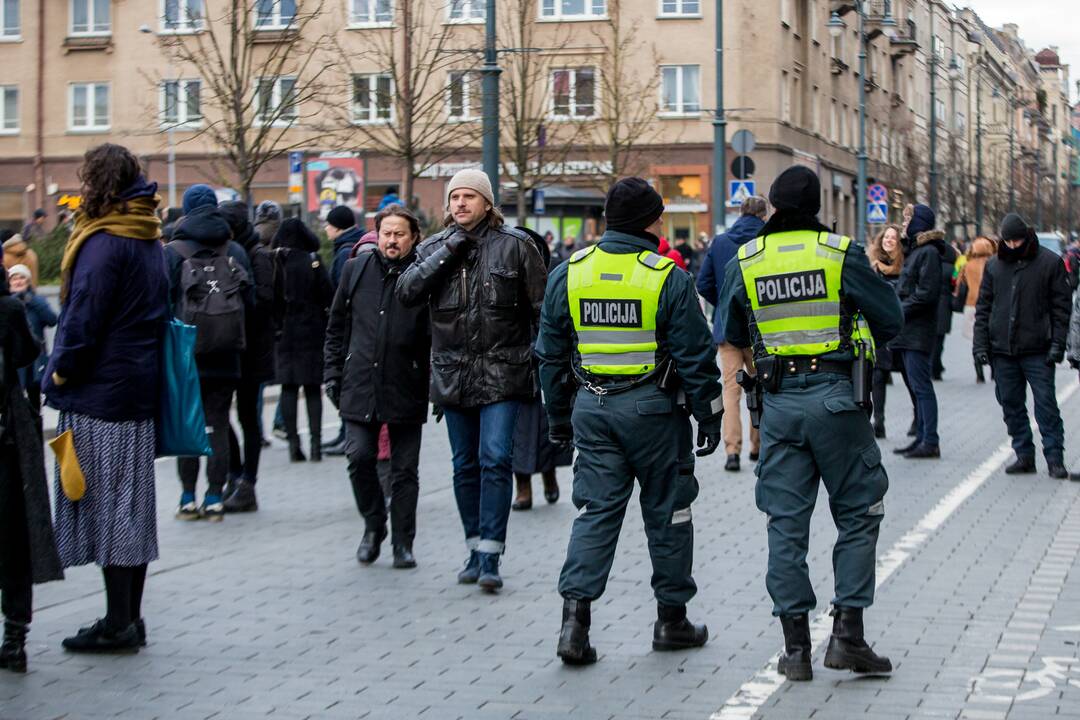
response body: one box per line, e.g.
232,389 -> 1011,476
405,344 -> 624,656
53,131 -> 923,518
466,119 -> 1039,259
52,412 -> 159,568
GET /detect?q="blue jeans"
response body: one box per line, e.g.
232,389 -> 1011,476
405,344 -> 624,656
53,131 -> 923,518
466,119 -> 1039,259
443,401 -> 520,555
992,354 -> 1064,463
902,350 -> 939,447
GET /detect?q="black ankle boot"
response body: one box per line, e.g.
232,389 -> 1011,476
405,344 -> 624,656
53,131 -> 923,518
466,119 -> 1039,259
310,434 -> 322,463
356,528 -> 387,564
823,607 -> 891,674
557,599 -> 597,665
288,436 -> 307,462
778,614 -> 813,681
0,621 -> 28,673
652,603 -> 708,651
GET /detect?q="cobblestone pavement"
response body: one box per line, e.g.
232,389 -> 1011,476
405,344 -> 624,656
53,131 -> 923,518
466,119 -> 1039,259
2,335 -> 1079,720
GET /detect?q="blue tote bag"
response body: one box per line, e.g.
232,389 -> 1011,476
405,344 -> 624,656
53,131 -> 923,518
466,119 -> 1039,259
156,317 -> 212,458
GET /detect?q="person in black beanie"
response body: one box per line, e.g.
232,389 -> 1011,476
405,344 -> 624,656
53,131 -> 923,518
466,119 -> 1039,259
536,176 -> 725,665
974,213 -> 1072,478
322,205 -> 364,457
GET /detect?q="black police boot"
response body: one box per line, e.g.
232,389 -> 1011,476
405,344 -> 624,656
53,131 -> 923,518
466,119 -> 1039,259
893,440 -> 919,455
903,443 -> 940,459
0,621 -> 28,673
557,599 -> 597,666
1005,456 -> 1037,475
652,603 -> 708,651
356,528 -> 386,565
223,480 -> 258,513
822,607 -> 892,675
777,614 -> 813,681
392,544 -> 417,569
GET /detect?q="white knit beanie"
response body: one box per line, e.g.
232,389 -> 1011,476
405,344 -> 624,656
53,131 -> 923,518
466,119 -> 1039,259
446,168 -> 495,208
7,264 -> 31,281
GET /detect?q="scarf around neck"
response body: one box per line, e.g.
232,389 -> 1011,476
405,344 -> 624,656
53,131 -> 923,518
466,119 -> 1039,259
60,195 -> 162,303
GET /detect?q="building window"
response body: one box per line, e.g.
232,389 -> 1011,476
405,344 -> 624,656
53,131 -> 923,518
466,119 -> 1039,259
256,76 -> 297,125
69,82 -> 109,131
352,73 -> 393,124
660,64 -> 700,115
70,0 -> 110,35
0,86 -> 17,133
780,71 -> 791,123
161,79 -> 202,126
162,0 -> 204,31
935,97 -> 945,124
830,99 -> 837,142
540,0 -> 605,20
809,0 -> 818,43
448,0 -> 484,21
658,0 -> 700,16
551,67 -> 596,119
255,0 -> 295,29
351,0 -> 392,25
811,85 -> 820,134
447,71 -> 481,121
1,0 -> 19,37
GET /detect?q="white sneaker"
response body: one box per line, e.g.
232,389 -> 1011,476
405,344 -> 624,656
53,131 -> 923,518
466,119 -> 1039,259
176,500 -> 200,521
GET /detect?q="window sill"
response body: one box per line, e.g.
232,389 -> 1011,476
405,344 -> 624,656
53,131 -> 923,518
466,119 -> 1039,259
347,21 -> 394,29
547,114 -> 595,122
252,27 -> 298,43
351,119 -> 393,126
160,122 -> 204,131
446,116 -> 481,124
255,119 -> 298,128
0,35 -> 23,43
657,111 -> 701,119
68,127 -> 111,134
537,15 -> 608,23
444,18 -> 485,25
0,129 -> 19,135
657,14 -> 703,20
63,34 -> 113,52
157,27 -> 203,35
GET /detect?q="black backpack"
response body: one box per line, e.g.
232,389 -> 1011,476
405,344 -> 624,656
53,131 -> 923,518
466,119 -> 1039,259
173,240 -> 248,354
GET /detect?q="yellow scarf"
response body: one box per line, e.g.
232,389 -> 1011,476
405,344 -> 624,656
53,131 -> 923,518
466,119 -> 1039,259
60,195 -> 162,303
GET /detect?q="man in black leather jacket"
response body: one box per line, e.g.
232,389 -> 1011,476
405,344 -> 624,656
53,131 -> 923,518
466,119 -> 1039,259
397,169 -> 547,592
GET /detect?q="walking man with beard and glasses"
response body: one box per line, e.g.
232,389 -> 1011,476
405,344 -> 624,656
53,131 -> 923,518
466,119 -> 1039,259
975,213 -> 1072,479
536,177 -> 724,665
397,170 -> 547,593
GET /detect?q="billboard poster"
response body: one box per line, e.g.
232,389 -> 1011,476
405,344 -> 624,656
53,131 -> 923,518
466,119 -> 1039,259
306,156 -> 365,220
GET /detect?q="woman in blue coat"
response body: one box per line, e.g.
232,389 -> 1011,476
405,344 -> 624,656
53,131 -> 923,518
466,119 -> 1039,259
7,264 -> 57,412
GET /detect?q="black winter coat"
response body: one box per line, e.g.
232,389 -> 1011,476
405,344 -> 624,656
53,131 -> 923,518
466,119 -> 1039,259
272,219 -> 334,386
324,250 -> 431,424
0,293 -> 63,584
891,230 -> 946,354
220,202 -> 276,384
397,219 -> 547,408
973,240 -> 1071,358
936,243 -> 958,335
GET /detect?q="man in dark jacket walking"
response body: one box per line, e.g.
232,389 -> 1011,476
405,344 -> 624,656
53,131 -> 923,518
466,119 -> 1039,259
696,196 -> 767,472
974,213 -> 1072,478
890,204 -> 943,459
325,206 -> 431,568
323,205 -> 365,457
398,168 -> 547,592
164,185 -> 253,520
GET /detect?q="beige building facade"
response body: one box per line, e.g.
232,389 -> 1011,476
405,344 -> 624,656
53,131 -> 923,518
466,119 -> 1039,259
0,0 -> 1072,242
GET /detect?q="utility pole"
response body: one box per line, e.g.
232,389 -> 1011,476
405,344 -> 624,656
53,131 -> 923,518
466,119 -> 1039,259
856,7 -> 868,246
928,3 -> 938,214
711,0 -> 727,235
481,0 -> 501,204
1009,95 -> 1016,212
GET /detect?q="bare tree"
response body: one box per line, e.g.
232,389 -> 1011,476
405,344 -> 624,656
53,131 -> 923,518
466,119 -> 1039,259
498,0 -> 592,223
586,0 -> 664,191
151,0 -> 338,205
330,0 -> 483,205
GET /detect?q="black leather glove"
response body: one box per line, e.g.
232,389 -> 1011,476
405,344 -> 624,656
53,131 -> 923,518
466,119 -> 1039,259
325,379 -> 341,409
1047,346 -> 1065,367
444,230 -> 474,256
549,422 -> 573,448
974,351 -> 990,367
695,412 -> 724,458
432,404 -> 444,423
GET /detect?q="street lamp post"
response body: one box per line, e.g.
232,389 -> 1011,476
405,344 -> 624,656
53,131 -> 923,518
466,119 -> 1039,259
481,0 -> 501,203
1009,95 -> 1016,211
948,55 -> 960,237
928,6 -> 938,214
975,64 -> 984,234
712,0 -> 727,235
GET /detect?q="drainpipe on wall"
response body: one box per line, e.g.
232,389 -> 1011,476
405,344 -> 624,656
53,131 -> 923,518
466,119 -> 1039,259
34,0 -> 45,211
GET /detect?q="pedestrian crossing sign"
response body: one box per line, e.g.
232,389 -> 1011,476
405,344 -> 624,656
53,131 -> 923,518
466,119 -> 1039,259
867,202 -> 889,224
729,180 -> 756,207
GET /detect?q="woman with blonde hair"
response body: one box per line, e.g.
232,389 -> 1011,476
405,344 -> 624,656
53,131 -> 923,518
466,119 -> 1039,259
955,237 -> 996,383
867,225 -> 907,438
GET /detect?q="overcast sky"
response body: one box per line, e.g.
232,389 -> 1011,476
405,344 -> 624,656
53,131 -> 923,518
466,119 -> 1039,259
963,1 -> 1080,101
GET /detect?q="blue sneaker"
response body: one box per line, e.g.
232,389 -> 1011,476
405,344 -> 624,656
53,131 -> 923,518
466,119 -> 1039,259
477,552 -> 503,592
457,551 -> 480,584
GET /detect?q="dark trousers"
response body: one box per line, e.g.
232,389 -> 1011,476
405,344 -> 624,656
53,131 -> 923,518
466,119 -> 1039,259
0,450 -> 32,626
281,384 -> 322,444
345,422 -> 423,546
102,564 -> 148,631
902,350 -> 939,446
993,354 -> 1065,463
232,380 -> 263,484
178,378 -> 236,496
871,367 -> 888,428
444,401 -> 520,555
931,334 -> 946,377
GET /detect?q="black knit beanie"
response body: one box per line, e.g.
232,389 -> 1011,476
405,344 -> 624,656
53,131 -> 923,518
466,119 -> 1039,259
768,166 -> 822,215
999,213 -> 1031,242
326,205 -> 357,231
604,178 -> 664,233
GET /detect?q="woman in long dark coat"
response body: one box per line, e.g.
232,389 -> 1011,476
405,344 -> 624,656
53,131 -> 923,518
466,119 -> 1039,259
0,268 -> 63,673
272,219 -> 334,462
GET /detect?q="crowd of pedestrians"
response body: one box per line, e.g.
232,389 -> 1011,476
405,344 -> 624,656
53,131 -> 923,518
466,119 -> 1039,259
1,139 -> 1079,675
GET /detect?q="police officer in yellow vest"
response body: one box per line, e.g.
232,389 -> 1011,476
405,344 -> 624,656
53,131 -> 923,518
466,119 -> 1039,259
719,166 -> 903,681
536,178 -> 724,665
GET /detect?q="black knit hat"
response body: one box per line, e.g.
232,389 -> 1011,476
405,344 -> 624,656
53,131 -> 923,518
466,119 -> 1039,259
326,205 -> 357,231
768,166 -> 821,215
999,212 -> 1032,242
604,178 -> 664,233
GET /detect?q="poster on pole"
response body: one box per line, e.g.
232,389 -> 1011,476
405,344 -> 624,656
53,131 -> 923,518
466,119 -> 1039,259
306,156 -> 365,220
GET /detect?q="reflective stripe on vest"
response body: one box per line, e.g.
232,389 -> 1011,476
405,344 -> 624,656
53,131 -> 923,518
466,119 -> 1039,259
567,248 -> 674,376
737,231 -> 850,356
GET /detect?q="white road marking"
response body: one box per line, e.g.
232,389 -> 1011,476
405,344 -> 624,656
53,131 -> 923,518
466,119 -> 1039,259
710,380 -> 1080,720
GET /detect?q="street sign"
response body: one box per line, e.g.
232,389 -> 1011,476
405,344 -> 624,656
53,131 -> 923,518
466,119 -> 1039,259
867,203 -> 889,224
289,151 -> 303,174
867,183 -> 888,204
731,129 -> 756,154
533,188 -> 546,215
731,156 -> 756,180
729,180 -> 756,207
